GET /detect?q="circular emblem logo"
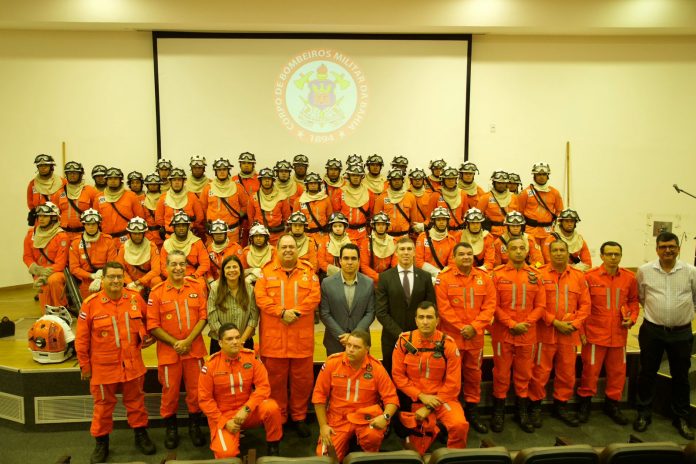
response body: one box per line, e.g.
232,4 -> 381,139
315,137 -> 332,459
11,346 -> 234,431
275,49 -> 368,143
101,331 -> 108,337
166,314 -> 173,320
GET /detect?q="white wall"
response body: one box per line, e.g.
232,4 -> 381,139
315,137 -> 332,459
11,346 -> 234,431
469,35 -> 696,267
0,30 -> 156,287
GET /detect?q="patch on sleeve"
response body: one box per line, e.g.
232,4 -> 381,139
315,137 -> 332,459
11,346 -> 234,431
201,365 -> 208,374
79,311 -> 87,320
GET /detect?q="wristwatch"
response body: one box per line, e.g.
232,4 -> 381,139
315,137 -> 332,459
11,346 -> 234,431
383,413 -> 391,421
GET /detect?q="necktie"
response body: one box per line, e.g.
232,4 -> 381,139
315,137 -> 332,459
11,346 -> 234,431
402,269 -> 411,302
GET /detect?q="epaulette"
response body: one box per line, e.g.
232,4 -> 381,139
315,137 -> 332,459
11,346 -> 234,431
209,351 -> 222,360
327,352 -> 342,360
82,293 -> 99,304
184,276 -> 198,283
439,265 -> 452,274
493,264 -> 506,271
150,281 -> 166,291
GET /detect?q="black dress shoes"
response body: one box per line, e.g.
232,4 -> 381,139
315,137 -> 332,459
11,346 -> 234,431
632,414 -> 651,432
673,417 -> 695,440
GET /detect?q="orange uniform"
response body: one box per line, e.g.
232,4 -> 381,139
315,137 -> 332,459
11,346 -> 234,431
434,266 -> 496,402
255,259 -> 321,422
316,235 -> 350,275
323,178 -> 345,199
198,349 -> 283,459
516,185 -> 564,243
296,235 -> 319,272
410,190 -> 438,229
141,202 -> 163,248
392,330 -> 468,451
293,196 -> 333,240
155,191 -> 206,237
27,176 -> 66,210
69,233 -> 118,297
23,227 -> 69,308
459,232 -> 496,270
206,241 -> 243,282
433,192 -> 468,231
95,190 -> 145,247
359,235 -> 397,284
160,239 -> 211,285
51,184 -> 98,239
490,263 -> 546,399
578,265 -> 639,401
147,279 -> 208,417
542,233 -> 592,271
461,184 -> 485,210
200,183 -> 248,244
373,191 -> 417,237
312,352 -> 399,462
529,265 -> 591,402
415,231 -> 457,271
493,234 -> 544,268
424,176 -> 442,193
476,192 -> 519,238
247,193 -> 291,245
233,174 -> 260,196
240,246 -> 277,271
115,241 -> 162,289
332,188 -> 375,246
75,289 -> 149,437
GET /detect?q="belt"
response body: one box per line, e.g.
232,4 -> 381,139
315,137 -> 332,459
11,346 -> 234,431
148,225 -> 161,231
268,225 -> 285,233
110,230 -> 128,238
64,226 -> 84,233
306,226 -> 326,233
348,223 -> 367,230
644,319 -> 691,332
488,220 -> 504,227
388,230 -> 410,237
524,217 -> 553,227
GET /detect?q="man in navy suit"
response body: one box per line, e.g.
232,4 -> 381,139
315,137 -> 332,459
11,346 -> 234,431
376,236 -> 436,374
319,243 -> 376,356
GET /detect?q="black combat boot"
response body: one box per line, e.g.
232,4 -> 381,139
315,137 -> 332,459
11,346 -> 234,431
529,400 -> 543,428
603,398 -> 629,425
577,395 -> 591,423
490,397 -> 506,433
134,427 -> 156,455
515,397 -> 535,433
267,441 -> 280,456
164,415 -> 179,449
90,434 -> 109,464
465,402 -> 489,433
553,399 -> 579,427
188,412 -> 206,447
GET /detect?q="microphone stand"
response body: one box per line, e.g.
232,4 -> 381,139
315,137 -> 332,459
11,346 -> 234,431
674,184 -> 696,200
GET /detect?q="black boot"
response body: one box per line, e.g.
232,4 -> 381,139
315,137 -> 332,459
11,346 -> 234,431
90,435 -> 109,464
577,396 -> 591,423
267,441 -> 280,456
603,398 -> 628,425
188,412 -> 206,447
529,400 -> 543,428
490,397 -> 505,433
164,415 -> 179,449
553,399 -> 579,427
465,402 -> 488,433
295,419 -> 311,438
515,397 -> 535,433
134,427 -> 156,455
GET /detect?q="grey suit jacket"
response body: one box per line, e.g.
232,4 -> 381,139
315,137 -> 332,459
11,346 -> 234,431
319,271 -> 375,355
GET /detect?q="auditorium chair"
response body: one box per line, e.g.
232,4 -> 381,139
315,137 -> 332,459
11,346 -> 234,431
343,450 -> 424,464
167,459 -> 242,464
599,441 -> 684,464
256,457 -> 334,463
513,444 -> 599,464
684,441 -> 696,464
428,446 -> 512,464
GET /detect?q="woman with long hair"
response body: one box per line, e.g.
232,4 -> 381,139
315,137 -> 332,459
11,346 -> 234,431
207,254 -> 258,354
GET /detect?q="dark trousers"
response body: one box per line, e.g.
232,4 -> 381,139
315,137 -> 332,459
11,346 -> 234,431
636,321 -> 693,418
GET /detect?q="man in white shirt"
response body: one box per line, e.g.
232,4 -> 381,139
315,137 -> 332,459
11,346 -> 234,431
634,232 -> 696,439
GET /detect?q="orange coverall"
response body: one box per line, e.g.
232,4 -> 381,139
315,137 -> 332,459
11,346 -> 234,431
469,233 -> 496,270
27,177 -> 67,210
155,192 -> 206,237
331,188 -> 375,246
409,190 -> 438,230
293,196 -> 333,240
255,259 -> 321,423
433,192 -> 468,231
147,278 -> 208,417
577,265 -> 639,401
476,192 -> 519,238
233,175 -> 260,196
200,184 -> 248,243
141,205 -> 163,248
516,186 -> 564,243
75,289 -> 149,437
297,235 -> 319,272
464,185 -> 484,210
542,235 -> 592,270
240,246 -> 277,271
372,192 -> 417,237
434,266 -> 496,402
206,241 -> 243,282
69,234 -> 118,297
359,236 -> 398,284
198,349 -> 283,458
312,352 -> 399,462
115,241 -> 162,290
159,239 -> 211,291
23,228 -> 69,308
95,190 -> 145,247
247,193 -> 291,245
51,184 -> 98,240
528,265 -> 591,402
493,235 -> 544,268
392,330 -> 469,451
316,235 -> 346,274
415,232 -> 457,271
490,263 -> 546,399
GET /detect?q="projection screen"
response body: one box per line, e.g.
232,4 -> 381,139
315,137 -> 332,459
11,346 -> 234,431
154,33 -> 471,173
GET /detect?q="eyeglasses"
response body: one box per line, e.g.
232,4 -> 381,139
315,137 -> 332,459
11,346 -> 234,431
657,245 -> 678,251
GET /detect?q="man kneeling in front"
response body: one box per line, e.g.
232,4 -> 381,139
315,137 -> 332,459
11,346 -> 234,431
198,323 -> 283,458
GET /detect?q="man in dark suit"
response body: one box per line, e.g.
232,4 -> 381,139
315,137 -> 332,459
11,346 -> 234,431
319,243 -> 376,356
376,236 -> 436,373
